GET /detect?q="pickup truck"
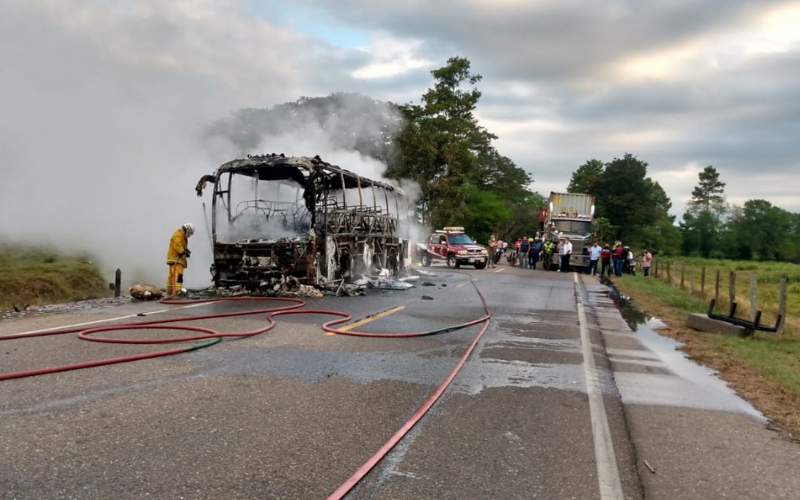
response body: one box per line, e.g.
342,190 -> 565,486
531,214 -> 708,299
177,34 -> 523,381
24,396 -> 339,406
417,227 -> 489,269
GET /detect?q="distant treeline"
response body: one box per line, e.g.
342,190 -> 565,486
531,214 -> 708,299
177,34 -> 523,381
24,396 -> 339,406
567,161 -> 800,262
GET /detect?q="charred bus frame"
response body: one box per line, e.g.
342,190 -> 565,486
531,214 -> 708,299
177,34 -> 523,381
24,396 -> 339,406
195,154 -> 411,288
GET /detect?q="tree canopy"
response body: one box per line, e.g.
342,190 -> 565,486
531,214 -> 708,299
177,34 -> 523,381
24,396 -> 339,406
386,57 -> 542,239
566,154 -> 681,253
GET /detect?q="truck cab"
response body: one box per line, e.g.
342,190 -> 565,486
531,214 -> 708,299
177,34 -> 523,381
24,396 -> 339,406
539,192 -> 596,272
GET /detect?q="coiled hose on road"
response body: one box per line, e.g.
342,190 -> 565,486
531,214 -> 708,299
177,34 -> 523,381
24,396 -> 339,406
0,276 -> 492,499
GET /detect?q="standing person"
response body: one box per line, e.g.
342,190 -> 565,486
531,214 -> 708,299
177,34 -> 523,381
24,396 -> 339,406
519,237 -> 530,269
495,237 -> 504,264
588,241 -> 601,276
543,239 -> 555,270
166,223 -> 195,295
614,241 -> 625,277
642,248 -> 653,279
531,238 -> 542,270
600,243 -> 612,277
558,237 -> 572,273
488,234 -> 498,268
527,238 -> 536,269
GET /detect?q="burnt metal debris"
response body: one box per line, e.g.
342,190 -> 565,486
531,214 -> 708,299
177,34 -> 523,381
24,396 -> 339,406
196,154 -> 413,291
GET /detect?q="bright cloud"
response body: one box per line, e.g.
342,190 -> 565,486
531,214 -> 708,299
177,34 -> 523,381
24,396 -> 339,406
351,33 -> 433,79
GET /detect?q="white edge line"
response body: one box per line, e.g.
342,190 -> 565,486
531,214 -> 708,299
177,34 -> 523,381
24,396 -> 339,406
574,273 -> 625,500
6,302 -> 212,337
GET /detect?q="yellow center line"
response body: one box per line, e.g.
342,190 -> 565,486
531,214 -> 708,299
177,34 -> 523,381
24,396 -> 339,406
328,306 -> 406,334
494,267 -> 505,273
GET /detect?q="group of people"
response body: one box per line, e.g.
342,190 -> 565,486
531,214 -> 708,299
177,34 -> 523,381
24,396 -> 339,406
589,241 -> 652,278
489,233 -> 654,279
488,234 -> 574,272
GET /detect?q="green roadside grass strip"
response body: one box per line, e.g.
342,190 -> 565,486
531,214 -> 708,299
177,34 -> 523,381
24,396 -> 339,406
0,245 -> 107,309
721,336 -> 800,399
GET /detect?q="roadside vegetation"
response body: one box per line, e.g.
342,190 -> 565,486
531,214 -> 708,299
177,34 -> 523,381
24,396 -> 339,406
0,245 -> 108,310
611,258 -> 800,439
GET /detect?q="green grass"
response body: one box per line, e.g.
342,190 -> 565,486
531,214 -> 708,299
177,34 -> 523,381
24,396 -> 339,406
0,245 -> 108,309
721,335 -> 800,398
615,274 -> 708,314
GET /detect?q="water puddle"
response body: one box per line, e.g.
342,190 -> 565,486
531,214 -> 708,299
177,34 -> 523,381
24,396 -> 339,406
604,283 -> 765,421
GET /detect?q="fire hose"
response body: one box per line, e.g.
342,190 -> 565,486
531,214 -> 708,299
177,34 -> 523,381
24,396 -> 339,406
0,276 -> 492,499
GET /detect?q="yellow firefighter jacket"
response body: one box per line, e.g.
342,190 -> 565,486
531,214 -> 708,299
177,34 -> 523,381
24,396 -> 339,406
167,228 -> 188,267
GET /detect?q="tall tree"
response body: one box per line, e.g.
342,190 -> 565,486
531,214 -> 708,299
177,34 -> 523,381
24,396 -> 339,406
567,159 -> 604,194
591,153 -> 679,252
681,165 -> 727,257
688,165 -> 726,215
387,57 -> 539,231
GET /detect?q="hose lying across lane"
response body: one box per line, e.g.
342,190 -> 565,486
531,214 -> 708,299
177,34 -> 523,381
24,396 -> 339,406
0,275 -> 492,500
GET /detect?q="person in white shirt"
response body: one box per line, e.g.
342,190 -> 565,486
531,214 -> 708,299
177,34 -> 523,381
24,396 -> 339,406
558,237 -> 572,273
588,241 -> 602,275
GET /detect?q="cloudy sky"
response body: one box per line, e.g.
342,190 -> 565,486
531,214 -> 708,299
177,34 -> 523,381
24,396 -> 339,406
1,0 -> 798,282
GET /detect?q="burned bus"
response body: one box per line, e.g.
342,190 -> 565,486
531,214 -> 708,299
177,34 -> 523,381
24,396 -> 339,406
195,154 -> 412,289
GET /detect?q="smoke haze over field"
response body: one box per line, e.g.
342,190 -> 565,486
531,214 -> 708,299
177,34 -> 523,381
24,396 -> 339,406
0,1 -> 405,288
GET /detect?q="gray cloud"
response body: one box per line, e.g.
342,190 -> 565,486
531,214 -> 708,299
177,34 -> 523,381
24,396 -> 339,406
300,0 -> 800,213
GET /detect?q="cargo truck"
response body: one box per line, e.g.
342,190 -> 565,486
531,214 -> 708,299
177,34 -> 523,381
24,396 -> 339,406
538,192 -> 596,272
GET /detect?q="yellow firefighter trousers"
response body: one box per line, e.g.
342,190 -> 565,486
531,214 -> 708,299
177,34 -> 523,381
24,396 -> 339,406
166,263 -> 185,294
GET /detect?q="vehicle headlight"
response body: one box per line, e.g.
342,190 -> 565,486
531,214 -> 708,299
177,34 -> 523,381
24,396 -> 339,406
458,250 -> 468,255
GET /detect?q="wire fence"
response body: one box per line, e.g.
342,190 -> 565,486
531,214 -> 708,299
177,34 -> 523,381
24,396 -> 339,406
652,259 -> 791,335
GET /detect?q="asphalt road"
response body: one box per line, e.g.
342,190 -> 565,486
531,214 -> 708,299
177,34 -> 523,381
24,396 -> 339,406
3,260 -> 793,499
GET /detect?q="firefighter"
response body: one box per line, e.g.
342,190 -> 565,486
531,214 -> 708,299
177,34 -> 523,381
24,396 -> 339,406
166,223 -> 195,295
542,239 -> 556,270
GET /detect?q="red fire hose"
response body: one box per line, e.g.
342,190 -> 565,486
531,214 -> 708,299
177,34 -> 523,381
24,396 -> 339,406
0,277 -> 492,499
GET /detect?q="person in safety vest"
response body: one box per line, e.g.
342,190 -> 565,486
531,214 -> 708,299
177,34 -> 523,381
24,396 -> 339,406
166,223 -> 195,295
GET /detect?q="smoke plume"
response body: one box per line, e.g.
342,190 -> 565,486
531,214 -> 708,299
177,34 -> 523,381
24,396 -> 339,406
0,1 -> 420,289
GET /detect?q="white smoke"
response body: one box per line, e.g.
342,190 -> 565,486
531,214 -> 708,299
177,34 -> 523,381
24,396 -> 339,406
0,2 -> 424,290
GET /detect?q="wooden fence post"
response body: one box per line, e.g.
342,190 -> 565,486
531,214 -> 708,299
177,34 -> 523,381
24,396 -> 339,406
680,262 -> 685,289
701,267 -> 706,295
749,274 -> 757,322
690,265 -> 695,294
715,270 -> 720,303
654,259 -> 659,278
778,279 -> 787,334
729,271 -> 736,306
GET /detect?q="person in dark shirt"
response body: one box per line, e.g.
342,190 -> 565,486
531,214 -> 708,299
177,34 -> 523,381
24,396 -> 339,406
519,237 -> 530,269
600,243 -> 613,278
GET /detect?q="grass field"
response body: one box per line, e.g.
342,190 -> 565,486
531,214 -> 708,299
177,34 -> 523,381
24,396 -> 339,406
612,257 -> 800,438
0,245 -> 108,310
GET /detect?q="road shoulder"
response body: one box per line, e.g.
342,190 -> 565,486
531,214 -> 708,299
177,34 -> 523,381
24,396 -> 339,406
580,273 -> 800,500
